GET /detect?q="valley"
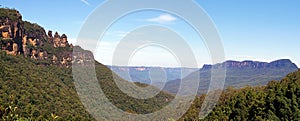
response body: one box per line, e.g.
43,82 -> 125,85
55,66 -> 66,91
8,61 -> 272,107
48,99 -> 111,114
0,6 -> 300,121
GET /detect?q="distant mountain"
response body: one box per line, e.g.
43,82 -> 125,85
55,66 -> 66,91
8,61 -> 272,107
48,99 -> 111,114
1,7 -> 299,120
108,66 -> 198,84
163,59 -> 298,94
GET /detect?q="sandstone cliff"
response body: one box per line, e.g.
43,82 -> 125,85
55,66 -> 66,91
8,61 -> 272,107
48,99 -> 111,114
0,8 -> 76,67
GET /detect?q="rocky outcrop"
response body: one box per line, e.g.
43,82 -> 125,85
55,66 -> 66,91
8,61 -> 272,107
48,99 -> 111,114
60,34 -> 68,47
47,30 -> 53,42
1,26 -> 10,39
0,8 -> 72,67
53,32 -> 60,47
51,32 -> 69,48
0,9 -> 24,55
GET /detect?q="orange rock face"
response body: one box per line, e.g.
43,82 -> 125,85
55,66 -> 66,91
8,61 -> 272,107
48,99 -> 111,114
2,31 -> 9,39
22,35 -> 27,45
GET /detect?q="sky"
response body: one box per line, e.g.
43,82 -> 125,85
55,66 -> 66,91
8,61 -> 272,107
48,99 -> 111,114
1,0 -> 300,67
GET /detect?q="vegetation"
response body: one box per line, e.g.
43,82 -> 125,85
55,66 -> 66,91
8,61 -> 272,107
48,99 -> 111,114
0,51 -> 94,120
0,8 -> 20,22
179,69 -> 300,120
1,7 -> 300,120
0,7 -> 174,120
0,49 -> 174,120
96,64 -> 173,114
165,60 -> 298,95
23,21 -> 47,41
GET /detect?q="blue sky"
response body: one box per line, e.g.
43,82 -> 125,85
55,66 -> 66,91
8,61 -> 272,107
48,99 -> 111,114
2,0 -> 300,67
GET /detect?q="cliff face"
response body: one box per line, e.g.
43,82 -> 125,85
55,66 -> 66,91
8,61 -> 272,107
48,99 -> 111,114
164,59 -> 298,95
202,59 -> 298,70
0,8 -> 74,67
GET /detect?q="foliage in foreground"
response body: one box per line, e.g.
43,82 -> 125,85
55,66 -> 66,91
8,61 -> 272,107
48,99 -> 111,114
0,50 -> 174,120
0,51 -> 94,120
180,69 -> 300,121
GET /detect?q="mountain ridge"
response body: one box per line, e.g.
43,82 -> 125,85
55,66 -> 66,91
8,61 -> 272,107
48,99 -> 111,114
163,59 -> 298,95
202,59 -> 298,70
109,59 -> 298,87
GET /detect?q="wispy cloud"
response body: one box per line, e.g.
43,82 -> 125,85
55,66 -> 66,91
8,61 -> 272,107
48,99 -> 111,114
80,0 -> 90,6
147,14 -> 177,24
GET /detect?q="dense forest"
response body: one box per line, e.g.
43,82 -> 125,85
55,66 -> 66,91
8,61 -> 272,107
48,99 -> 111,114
179,69 -> 300,120
0,8 -> 173,120
0,47 -> 174,120
0,51 -> 94,120
1,7 -> 300,120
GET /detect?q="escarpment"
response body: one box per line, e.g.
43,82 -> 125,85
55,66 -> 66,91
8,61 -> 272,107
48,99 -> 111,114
0,8 -> 78,67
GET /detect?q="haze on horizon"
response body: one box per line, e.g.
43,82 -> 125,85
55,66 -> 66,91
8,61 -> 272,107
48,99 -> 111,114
2,0 -> 299,68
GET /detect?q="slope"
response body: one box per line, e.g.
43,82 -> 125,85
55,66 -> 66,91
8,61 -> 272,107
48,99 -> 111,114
0,8 -> 174,120
179,69 -> 300,120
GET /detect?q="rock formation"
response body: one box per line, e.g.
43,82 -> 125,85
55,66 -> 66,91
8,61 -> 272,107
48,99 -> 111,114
60,34 -> 68,47
52,32 -> 69,48
0,8 -> 72,67
30,49 -> 37,59
53,32 -> 60,48
47,30 -> 53,42
1,27 -> 10,39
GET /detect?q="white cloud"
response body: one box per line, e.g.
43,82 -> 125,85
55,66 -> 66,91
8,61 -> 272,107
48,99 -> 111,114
80,0 -> 90,6
147,14 -> 177,24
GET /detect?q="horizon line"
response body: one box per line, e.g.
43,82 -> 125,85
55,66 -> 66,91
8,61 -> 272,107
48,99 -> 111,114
102,58 -> 299,69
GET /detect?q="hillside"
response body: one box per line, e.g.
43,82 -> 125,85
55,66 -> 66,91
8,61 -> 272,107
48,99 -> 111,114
0,8 -> 174,120
0,51 -> 94,120
1,7 -> 299,120
164,59 -> 298,94
179,69 -> 300,120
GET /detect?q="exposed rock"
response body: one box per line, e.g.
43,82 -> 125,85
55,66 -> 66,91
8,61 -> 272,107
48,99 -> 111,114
12,21 -> 21,39
12,43 -> 18,55
38,51 -> 45,60
1,26 -> 10,39
60,57 -> 67,65
60,34 -> 68,47
47,30 -> 53,42
22,44 -> 29,56
28,38 -> 37,46
52,32 -> 69,48
31,49 -> 37,59
53,32 -> 60,48
22,34 -> 27,45
1,31 -> 9,39
52,55 -> 58,63
48,30 -> 53,38
5,42 -> 18,55
0,8 -> 72,66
